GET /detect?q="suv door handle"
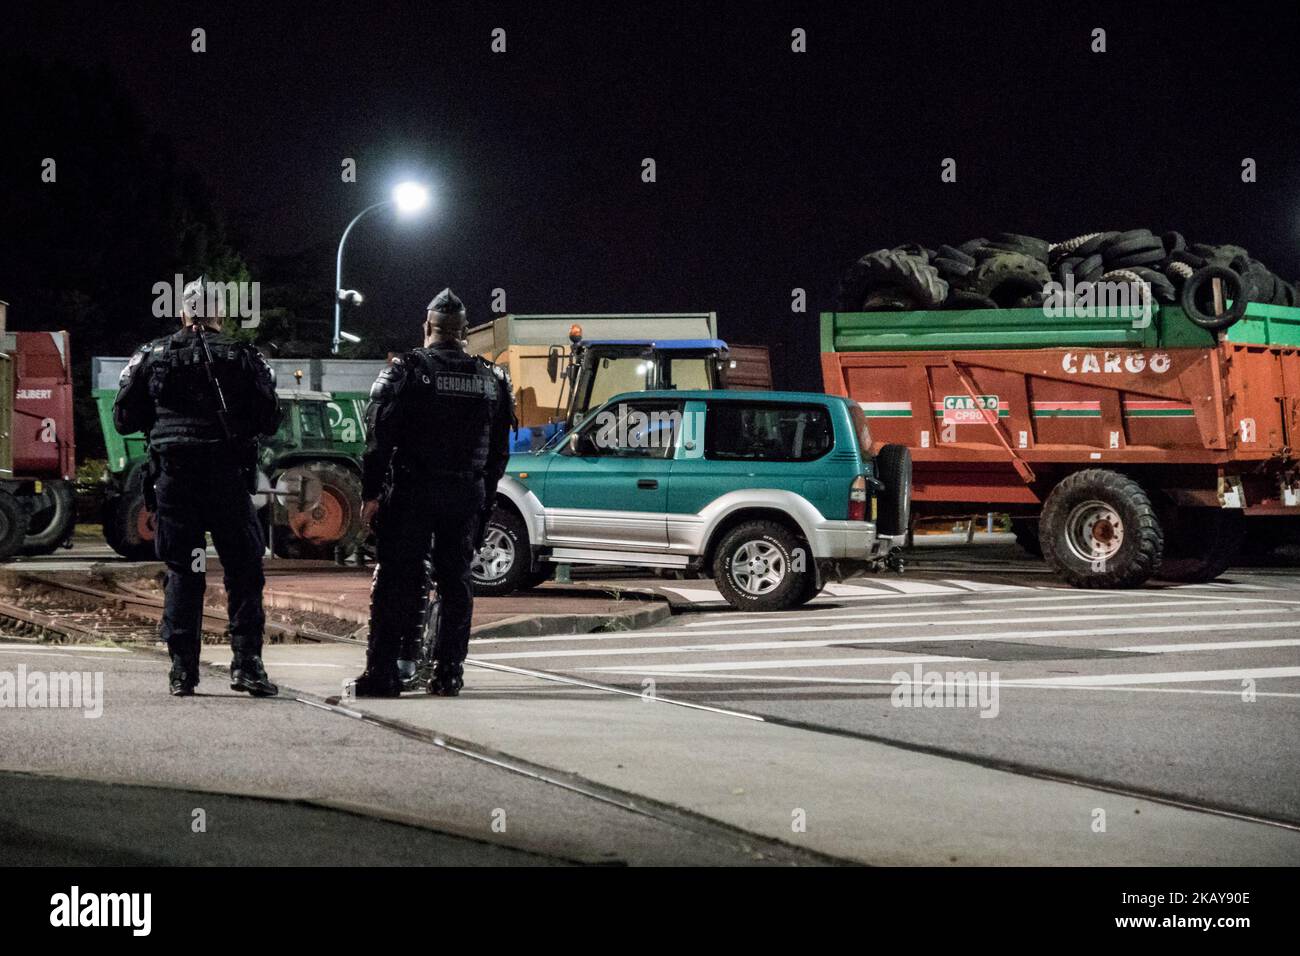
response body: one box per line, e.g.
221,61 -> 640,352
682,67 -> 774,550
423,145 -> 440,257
637,479 -> 659,489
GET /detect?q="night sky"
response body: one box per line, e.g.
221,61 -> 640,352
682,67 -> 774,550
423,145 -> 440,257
6,0 -> 1300,390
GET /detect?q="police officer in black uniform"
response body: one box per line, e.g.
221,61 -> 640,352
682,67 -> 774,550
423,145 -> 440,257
353,288 -> 514,697
114,278 -> 281,697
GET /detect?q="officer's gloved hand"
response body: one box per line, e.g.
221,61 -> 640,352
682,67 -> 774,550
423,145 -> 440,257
474,509 -> 492,550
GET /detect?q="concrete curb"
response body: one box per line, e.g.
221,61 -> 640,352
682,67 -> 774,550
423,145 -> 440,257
258,583 -> 674,640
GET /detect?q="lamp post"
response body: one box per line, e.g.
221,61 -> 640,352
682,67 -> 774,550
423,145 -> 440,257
332,181 -> 431,354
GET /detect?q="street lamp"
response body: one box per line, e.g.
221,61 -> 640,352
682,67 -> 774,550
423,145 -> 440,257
332,180 -> 432,354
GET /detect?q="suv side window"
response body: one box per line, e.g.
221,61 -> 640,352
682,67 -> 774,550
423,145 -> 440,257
563,400 -> 683,460
704,402 -> 833,462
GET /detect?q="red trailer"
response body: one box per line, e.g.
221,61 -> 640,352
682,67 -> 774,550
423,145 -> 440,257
821,302 -> 1300,587
0,302 -> 79,558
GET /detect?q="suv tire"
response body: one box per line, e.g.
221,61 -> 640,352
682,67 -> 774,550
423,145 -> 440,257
472,507 -> 533,596
713,520 -> 812,611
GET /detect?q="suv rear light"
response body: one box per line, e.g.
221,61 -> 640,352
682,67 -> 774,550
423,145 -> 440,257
848,475 -> 867,521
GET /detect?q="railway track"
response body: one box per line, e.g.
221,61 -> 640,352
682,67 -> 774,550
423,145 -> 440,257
0,572 -> 360,646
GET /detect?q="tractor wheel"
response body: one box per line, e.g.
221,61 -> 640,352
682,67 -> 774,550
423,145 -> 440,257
1040,469 -> 1163,588
274,460 -> 364,560
0,492 -> 30,560
102,467 -> 157,561
21,479 -> 77,555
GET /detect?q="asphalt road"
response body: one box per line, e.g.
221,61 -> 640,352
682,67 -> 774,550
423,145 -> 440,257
4,537 -> 1299,864
472,559 -> 1300,827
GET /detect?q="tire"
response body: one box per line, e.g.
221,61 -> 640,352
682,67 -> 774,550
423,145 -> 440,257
1010,516 -> 1042,557
1156,508 -> 1243,583
471,506 -> 532,596
964,253 -> 1051,308
1074,253 -> 1104,283
0,492 -> 29,560
1180,265 -> 1248,330
275,460 -> 364,559
1074,232 -> 1117,258
933,257 -> 975,281
712,520 -> 813,612
1040,469 -> 1163,588
837,249 -> 948,311
102,467 -> 156,561
21,479 -> 76,555
988,232 -> 1050,262
936,244 -> 976,268
874,444 -> 912,537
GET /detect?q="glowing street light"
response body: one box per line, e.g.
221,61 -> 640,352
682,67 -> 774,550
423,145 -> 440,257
333,180 -> 432,354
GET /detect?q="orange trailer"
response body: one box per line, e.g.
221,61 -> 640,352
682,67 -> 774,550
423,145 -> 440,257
821,302 -> 1300,587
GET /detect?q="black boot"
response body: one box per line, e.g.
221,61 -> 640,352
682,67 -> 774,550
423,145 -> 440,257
230,654 -> 279,697
168,652 -> 199,697
427,660 -> 464,697
353,650 -> 403,698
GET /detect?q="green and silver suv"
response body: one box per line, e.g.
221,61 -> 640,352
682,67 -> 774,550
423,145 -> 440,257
472,390 -> 911,610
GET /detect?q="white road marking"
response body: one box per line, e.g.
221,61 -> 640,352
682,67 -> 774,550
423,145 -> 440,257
476,618 -> 1300,661
0,644 -> 128,653
821,582 -> 908,597
1113,639 -> 1300,654
582,655 -> 979,674
575,605 -> 1295,643
683,599 -> 1239,628
258,662 -> 344,668
587,669 -> 1300,698
938,579 -> 1032,592
863,579 -> 967,594
659,586 -> 725,602
1000,666 -> 1300,686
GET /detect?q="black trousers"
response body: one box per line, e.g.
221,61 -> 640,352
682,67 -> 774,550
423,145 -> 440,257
154,449 -> 266,662
369,473 -> 484,672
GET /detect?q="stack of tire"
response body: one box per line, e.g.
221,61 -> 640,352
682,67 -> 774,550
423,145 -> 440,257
837,230 -> 1298,332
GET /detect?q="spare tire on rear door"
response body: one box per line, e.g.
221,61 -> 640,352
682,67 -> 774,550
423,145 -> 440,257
874,444 -> 912,537
1040,469 -> 1163,588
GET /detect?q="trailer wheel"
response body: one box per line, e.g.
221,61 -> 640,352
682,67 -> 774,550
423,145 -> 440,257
1156,508 -> 1243,584
1180,265 -> 1248,330
21,480 -> 77,555
0,492 -> 30,560
874,444 -> 912,537
1010,516 -> 1042,557
1040,470 -> 1163,588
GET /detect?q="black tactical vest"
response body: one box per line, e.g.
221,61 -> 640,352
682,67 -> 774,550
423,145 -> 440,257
393,347 -> 500,476
146,331 -> 251,450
